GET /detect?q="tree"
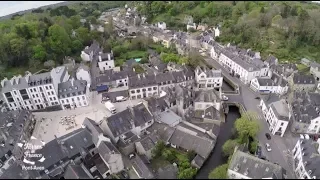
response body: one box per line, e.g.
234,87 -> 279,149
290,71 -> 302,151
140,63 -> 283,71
48,24 -> 71,62
32,45 -> 47,61
178,167 -> 197,179
152,141 -> 165,158
235,111 -> 261,144
162,149 -> 175,163
208,164 -> 228,179
222,140 -> 238,157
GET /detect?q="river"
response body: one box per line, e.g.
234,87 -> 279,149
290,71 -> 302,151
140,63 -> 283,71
196,106 -> 241,179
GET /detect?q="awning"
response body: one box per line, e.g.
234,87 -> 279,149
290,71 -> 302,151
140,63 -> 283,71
96,85 -> 108,92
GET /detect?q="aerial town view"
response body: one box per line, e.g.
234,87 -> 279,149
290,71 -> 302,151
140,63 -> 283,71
1,1 -> 320,179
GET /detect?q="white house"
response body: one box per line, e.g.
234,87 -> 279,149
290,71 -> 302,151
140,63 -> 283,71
98,51 -> 115,72
76,65 -> 91,88
195,66 -> 223,90
157,22 -> 166,30
250,73 -> 288,95
214,46 -> 269,84
81,41 -> 101,62
128,74 -> 158,100
292,139 -> 320,179
1,66 -> 69,111
265,99 -> 290,137
194,89 -> 221,111
228,148 -> 286,179
187,23 -> 197,31
58,79 -> 89,110
214,27 -> 220,37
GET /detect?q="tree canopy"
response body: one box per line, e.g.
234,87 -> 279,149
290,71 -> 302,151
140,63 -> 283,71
235,111 -> 261,144
208,163 -> 229,179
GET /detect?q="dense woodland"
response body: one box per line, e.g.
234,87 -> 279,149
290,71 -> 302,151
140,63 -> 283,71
136,1 -> 320,63
0,1 -> 126,79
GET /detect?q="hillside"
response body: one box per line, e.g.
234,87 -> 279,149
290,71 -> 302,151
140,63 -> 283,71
136,1 -> 320,63
0,1 -> 126,80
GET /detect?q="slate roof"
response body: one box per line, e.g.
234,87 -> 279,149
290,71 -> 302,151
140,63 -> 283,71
96,68 -> 136,85
229,149 -> 285,179
128,73 -> 157,88
0,162 -> 29,179
155,72 -> 175,84
168,127 -> 215,158
97,140 -> 120,163
296,140 -> 320,178
156,164 -> 178,179
64,164 -> 91,179
271,73 -> 288,87
131,155 -> 154,179
310,61 -> 320,68
145,96 -> 169,113
262,93 -> 281,106
1,75 -> 29,93
195,89 -> 220,102
106,103 -> 153,138
256,78 -> 276,86
139,133 -> 160,151
270,99 -> 290,121
196,66 -> 222,78
58,79 -> 87,98
293,73 -> 316,85
272,64 -> 297,78
171,71 -> 185,83
265,55 -> 278,66
0,110 -> 32,160
291,92 -> 320,124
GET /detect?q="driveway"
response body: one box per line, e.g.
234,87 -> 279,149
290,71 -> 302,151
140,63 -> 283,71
203,55 -> 297,178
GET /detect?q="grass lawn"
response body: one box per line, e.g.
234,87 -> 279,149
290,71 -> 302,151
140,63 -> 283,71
126,50 -> 147,59
296,63 -> 310,74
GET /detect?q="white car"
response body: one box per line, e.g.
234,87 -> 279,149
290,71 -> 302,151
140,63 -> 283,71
222,95 -> 228,101
265,143 -> 272,152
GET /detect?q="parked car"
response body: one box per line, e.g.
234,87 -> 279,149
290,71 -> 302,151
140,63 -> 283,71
222,95 -> 228,101
265,143 -> 272,152
255,97 -> 260,99
129,153 -> 135,159
265,133 -> 271,140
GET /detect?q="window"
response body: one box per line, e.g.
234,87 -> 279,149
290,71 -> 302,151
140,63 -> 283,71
61,100 -> 64,104
148,88 -> 151,91
49,97 -> 52,101
131,90 -> 135,94
142,88 -> 146,92
46,86 -> 48,90
82,96 -> 85,100
281,122 -> 284,126
48,91 -> 51,95
36,94 -> 39,98
51,91 -> 54,95
66,99 -> 69,103
32,95 -> 35,98
153,87 -> 157,90
30,89 -> 33,93
77,97 -> 80,101
137,89 -> 141,93
72,98 -> 74,102
14,91 -> 17,95
39,87 -> 42,91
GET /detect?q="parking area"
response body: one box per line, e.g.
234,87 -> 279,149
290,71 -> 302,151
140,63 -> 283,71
31,93 -> 143,143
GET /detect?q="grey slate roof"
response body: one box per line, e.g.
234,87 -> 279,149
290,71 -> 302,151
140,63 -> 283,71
139,133 -> 160,151
64,164 -> 91,179
131,155 -> 154,179
271,73 -> 287,87
157,164 -> 178,179
171,71 -> 186,83
155,72 -> 175,84
196,66 -> 222,78
265,55 -> 278,66
270,99 -> 290,121
106,103 -> 153,137
229,149 -> 285,179
128,73 -> 157,88
0,110 -> 32,160
293,73 -> 316,85
145,96 -> 169,113
158,109 -> 181,126
1,75 -> 29,93
310,61 -> 320,68
97,140 -> 120,162
195,89 -> 220,102
96,69 -> 136,85
28,72 -> 52,87
262,93 -> 281,106
296,140 -> 320,178
58,79 -> 87,98
291,92 -> 320,124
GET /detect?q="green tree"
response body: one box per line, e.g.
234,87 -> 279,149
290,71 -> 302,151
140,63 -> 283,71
178,167 -> 197,179
32,45 -> 47,61
222,140 -> 238,157
208,164 -> 228,179
187,150 -> 196,161
152,141 -> 165,158
48,24 -> 71,62
249,139 -> 259,154
235,111 -> 261,144
162,149 -> 176,163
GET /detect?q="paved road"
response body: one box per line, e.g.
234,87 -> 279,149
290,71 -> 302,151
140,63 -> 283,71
203,55 -> 297,178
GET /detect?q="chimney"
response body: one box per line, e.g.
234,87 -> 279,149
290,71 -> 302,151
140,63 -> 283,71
137,74 -> 140,79
108,53 -> 111,61
142,73 -> 146,78
71,78 -> 74,87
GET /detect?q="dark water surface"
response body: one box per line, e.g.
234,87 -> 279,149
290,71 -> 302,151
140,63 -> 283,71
196,106 -> 241,179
